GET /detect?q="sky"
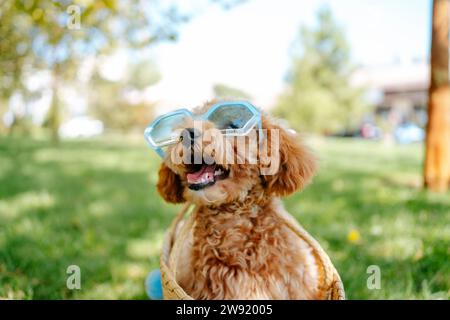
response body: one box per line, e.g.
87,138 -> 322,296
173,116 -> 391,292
148,0 -> 432,112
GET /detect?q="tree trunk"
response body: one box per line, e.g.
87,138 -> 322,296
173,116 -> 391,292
424,0 -> 450,192
47,64 -> 61,143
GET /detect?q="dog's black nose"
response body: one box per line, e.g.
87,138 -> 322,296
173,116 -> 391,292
180,128 -> 200,147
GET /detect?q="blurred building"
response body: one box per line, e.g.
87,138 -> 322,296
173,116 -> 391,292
352,61 -> 429,127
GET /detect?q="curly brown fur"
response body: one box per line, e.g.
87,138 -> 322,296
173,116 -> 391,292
156,100 -> 320,299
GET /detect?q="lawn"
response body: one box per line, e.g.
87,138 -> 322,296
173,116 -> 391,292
0,135 -> 448,299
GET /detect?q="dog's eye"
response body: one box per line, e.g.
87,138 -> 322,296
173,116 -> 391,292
225,121 -> 240,129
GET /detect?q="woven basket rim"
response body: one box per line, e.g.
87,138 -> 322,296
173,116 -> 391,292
160,203 -> 345,300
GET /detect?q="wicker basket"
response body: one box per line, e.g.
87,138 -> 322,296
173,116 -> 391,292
160,203 -> 345,300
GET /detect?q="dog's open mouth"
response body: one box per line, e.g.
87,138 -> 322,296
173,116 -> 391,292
186,162 -> 229,190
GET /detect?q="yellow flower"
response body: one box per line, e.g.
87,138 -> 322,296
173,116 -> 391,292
347,229 -> 360,243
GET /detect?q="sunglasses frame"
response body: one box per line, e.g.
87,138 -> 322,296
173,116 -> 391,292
144,101 -> 262,158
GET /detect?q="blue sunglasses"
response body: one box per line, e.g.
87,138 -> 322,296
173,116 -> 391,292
144,101 -> 262,157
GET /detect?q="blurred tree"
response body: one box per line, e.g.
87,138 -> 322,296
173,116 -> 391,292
0,0 -> 184,140
88,59 -> 159,131
274,7 -> 368,134
424,0 -> 450,192
0,1 -> 31,133
213,83 -> 252,100
0,2 -> 29,97
0,0 -> 246,141
128,60 -> 161,91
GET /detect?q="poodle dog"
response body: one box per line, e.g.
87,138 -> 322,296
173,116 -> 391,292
156,100 -> 321,299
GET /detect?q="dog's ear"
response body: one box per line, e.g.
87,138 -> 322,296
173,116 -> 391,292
260,116 -> 316,196
157,163 -> 185,203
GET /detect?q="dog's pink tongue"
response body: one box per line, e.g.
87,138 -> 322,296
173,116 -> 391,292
187,165 -> 215,184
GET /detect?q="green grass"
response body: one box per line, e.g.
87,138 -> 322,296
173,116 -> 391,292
0,135 -> 448,299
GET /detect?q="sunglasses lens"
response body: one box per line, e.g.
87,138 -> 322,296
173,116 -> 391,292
150,113 -> 188,145
207,104 -> 254,130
